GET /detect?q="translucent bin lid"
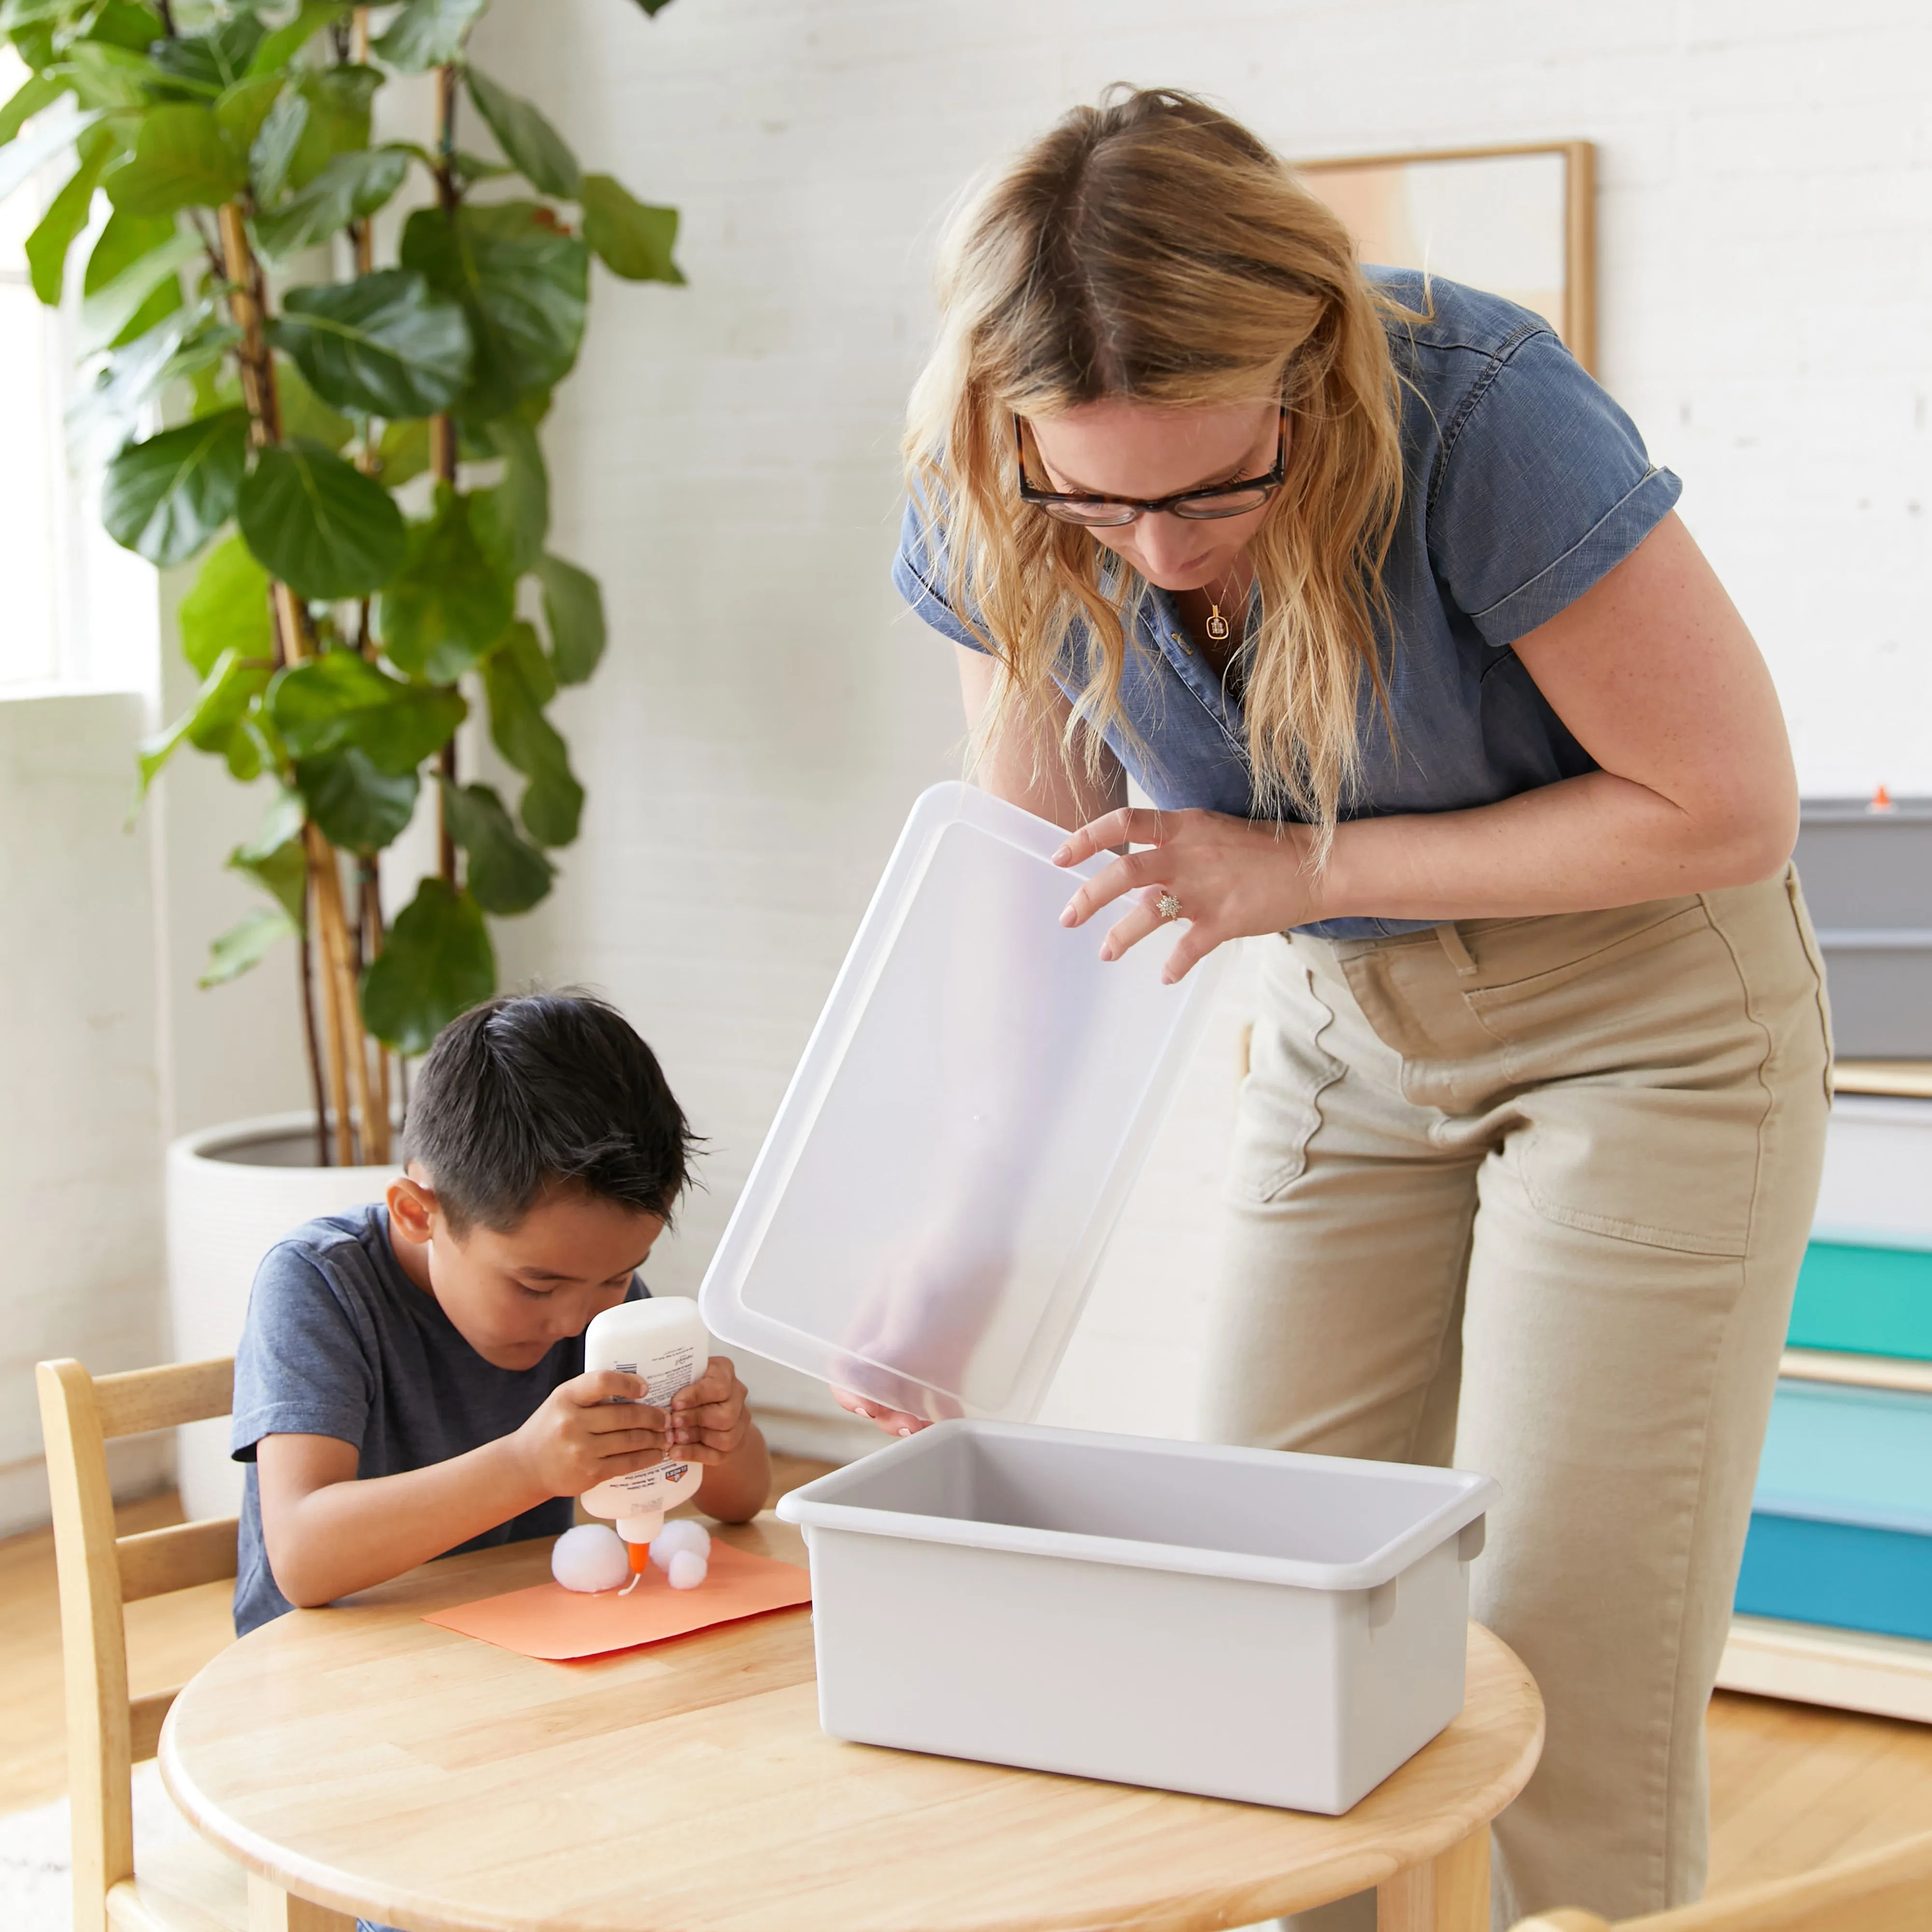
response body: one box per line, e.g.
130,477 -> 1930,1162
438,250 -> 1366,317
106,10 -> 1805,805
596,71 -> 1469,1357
699,782 -> 1228,1424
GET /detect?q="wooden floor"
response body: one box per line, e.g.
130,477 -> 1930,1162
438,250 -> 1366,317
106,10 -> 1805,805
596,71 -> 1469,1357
6,1473 -> 1932,1902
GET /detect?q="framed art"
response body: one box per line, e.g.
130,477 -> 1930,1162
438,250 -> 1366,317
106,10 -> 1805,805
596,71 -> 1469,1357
1296,141 -> 1598,374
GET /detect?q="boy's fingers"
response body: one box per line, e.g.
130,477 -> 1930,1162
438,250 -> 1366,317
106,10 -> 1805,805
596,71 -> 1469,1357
570,1370 -> 644,1405
583,1401 -> 667,1435
669,1364 -> 738,1409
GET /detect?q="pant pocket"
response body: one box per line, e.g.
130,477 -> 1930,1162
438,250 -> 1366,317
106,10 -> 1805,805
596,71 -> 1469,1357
1464,903 -> 1771,1256
1225,964 -> 1344,1205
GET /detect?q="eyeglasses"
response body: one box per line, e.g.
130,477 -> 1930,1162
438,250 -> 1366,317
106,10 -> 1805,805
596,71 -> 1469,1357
1013,409 -> 1288,526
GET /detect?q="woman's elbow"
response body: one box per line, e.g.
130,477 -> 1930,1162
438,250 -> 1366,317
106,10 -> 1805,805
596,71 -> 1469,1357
1705,784 -> 1799,888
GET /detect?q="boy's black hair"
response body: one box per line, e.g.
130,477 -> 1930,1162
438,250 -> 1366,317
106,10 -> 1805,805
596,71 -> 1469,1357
404,992 -> 698,1234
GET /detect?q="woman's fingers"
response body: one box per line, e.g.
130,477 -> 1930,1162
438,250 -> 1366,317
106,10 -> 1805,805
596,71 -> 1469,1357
1060,847 -> 1166,927
1052,806 -> 1169,870
1098,890 -> 1172,962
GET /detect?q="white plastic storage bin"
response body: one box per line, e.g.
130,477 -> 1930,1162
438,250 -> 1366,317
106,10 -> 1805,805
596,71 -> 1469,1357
779,1421 -> 1497,1814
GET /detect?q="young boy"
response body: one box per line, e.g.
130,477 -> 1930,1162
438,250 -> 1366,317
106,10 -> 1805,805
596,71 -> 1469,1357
230,991 -> 768,1635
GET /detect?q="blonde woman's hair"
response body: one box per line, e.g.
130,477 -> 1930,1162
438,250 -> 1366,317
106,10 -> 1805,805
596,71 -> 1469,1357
904,86 -> 1414,849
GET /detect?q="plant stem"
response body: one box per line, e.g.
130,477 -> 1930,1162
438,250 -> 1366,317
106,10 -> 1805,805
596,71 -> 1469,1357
219,196 -> 375,1165
304,832 -> 355,1166
361,866 -> 393,1165
298,918 -> 328,1167
431,57 -> 462,890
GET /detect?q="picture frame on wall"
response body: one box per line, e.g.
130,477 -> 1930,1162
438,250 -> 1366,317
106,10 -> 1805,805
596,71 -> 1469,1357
1296,141 -> 1598,375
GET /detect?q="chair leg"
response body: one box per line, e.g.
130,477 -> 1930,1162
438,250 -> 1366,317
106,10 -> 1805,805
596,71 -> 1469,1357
246,1872 -> 358,1932
1377,1823 -> 1490,1932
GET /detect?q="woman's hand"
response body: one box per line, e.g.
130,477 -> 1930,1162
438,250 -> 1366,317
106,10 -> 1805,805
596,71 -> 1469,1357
1053,807 -> 1321,980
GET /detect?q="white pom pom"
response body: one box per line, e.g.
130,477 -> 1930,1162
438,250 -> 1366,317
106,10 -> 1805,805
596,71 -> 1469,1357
552,1524 -> 629,1593
650,1519 -> 712,1569
667,1549 -> 708,1591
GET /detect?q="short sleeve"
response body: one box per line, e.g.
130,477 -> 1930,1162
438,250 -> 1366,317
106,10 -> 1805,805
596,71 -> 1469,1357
891,495 -> 990,653
1427,330 -> 1682,648
230,1243 -> 375,1461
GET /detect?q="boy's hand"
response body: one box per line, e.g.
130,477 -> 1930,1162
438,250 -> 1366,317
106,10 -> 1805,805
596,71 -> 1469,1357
666,1355 -> 752,1465
510,1370 -> 669,1498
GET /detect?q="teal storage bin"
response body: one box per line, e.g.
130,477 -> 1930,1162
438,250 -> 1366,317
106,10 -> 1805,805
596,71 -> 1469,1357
1736,1381 -> 1932,1641
1789,1242 -> 1932,1361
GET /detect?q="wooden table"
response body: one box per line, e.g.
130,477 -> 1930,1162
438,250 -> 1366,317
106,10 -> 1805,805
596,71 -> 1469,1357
159,1516 -> 1543,1932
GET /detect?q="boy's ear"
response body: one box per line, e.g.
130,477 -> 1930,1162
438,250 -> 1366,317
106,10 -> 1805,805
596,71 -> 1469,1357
387,1174 -> 438,1247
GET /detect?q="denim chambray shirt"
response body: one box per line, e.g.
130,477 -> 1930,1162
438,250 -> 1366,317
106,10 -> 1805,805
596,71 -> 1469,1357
892,270 -> 1682,939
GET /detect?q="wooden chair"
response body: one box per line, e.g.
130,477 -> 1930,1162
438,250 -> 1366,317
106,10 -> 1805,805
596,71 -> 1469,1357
37,1354 -> 251,1932
1509,1823 -> 1932,1930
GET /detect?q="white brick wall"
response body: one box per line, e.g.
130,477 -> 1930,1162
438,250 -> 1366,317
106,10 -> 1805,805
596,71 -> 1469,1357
477,0 -> 1932,1442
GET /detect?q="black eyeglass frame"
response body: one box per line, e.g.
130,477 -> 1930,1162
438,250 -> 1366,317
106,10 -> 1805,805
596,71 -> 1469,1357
1013,408 -> 1290,525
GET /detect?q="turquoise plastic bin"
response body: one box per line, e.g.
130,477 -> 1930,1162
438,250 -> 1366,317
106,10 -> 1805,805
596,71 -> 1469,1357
1736,1381 -> 1932,1640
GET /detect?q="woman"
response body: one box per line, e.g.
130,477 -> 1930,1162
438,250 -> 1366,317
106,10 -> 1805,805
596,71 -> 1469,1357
857,88 -> 1830,1927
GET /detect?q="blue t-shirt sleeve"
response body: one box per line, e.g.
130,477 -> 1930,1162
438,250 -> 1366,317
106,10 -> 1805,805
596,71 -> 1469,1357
891,493 -> 991,653
229,1241 -> 375,1461
1426,329 -> 1682,648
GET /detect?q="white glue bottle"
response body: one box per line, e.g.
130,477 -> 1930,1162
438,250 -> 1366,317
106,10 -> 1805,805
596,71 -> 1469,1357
580,1299 -> 708,1583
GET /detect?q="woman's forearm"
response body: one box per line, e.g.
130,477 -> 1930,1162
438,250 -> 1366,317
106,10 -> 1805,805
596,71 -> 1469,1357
1314,767 -> 1797,925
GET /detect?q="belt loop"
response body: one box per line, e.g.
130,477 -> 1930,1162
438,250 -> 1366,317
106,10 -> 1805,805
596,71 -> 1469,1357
1435,920 -> 1478,977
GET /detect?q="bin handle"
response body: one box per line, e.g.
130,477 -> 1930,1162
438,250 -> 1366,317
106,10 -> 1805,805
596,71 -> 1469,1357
1458,1515 -> 1487,1563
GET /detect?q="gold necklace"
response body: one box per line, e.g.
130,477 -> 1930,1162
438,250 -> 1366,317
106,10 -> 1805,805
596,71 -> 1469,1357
1204,565 -> 1246,645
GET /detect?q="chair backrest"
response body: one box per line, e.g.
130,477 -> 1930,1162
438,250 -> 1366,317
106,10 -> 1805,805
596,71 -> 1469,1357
36,1355 -> 238,1932
1510,1824 -> 1932,1932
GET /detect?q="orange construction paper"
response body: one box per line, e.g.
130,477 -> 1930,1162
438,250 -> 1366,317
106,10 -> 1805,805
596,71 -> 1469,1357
423,1539 -> 812,1661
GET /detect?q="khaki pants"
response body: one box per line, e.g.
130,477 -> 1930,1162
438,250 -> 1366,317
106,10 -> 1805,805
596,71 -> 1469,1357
1201,869 -> 1831,1930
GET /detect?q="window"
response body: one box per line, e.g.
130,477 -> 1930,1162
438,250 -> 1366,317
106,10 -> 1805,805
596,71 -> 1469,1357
0,47 -> 156,696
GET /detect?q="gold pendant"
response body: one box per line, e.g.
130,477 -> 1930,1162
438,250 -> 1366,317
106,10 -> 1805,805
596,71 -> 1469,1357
1205,605 -> 1231,644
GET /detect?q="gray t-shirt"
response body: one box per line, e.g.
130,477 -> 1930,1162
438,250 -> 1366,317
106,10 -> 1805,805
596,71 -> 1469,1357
230,1203 -> 647,1635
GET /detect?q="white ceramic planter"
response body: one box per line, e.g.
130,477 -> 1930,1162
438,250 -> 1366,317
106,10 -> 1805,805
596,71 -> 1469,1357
165,1114 -> 400,1520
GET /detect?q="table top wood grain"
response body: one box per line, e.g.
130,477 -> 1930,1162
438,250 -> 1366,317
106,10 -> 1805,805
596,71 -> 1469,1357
159,1516 -> 1543,1932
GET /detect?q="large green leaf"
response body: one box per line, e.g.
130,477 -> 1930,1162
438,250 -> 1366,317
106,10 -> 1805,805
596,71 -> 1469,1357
227,787 -> 308,923
69,302 -> 237,466
463,67 -> 578,199
78,0 -> 167,52
284,64 -> 380,190
482,621 -> 582,847
249,84 -> 306,200
373,0 -> 489,72
137,646 -> 270,793
269,270 -> 472,419
237,439 -> 407,599
469,412 -> 547,577
77,217 -> 197,352
51,42 -> 156,111
254,145 -> 407,261
399,200 -> 588,418
295,746 -> 418,851
534,552 -> 606,686
374,416 -> 429,489
248,1 -> 352,76
360,876 -> 496,1053
24,123 -> 112,304
104,104 -> 246,217
103,407 -> 250,567
272,353 -> 355,451
178,531 -> 273,679
373,485 -> 515,683
0,71 -> 66,147
200,904 -> 300,988
148,14 -> 267,98
214,74 -> 284,156
440,779 -> 555,915
270,649 -> 466,773
578,173 -> 682,284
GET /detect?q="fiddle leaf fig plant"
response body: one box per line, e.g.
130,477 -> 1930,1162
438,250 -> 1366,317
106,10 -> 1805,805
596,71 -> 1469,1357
0,0 -> 683,1164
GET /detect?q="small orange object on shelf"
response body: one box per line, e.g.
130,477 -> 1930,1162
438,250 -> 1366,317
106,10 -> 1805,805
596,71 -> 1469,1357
1870,783 -> 1896,813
